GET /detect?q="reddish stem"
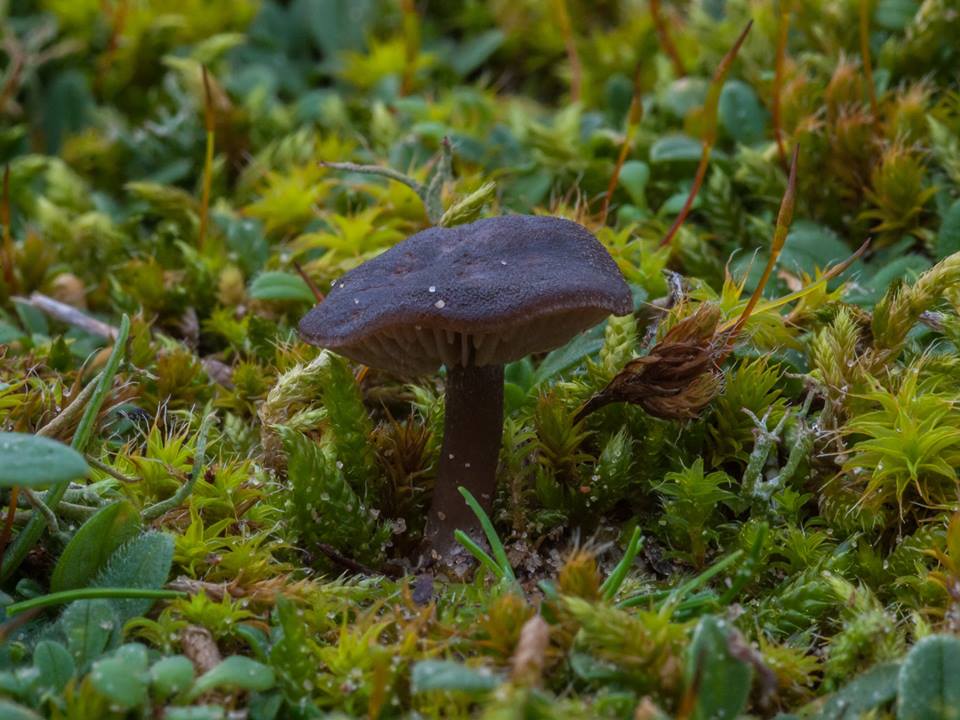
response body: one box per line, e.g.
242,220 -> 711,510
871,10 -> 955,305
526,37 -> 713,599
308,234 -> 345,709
0,487 -> 20,578
650,0 -> 686,77
659,21 -> 753,249
859,0 -> 879,117
600,68 -> 645,225
772,3 -> 791,172
555,0 -> 583,103
1,166 -> 15,292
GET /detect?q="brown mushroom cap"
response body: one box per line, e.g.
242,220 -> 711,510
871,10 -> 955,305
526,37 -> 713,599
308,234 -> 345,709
299,215 -> 633,375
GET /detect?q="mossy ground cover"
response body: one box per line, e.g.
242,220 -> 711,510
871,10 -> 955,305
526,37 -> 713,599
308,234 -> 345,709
2,1 -> 960,718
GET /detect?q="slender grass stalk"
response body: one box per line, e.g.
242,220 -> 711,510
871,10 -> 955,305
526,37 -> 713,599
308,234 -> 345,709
0,487 -> 19,576
772,2 -> 791,172
197,66 -> 215,251
457,486 -> 516,583
400,0 -> 420,97
293,261 -> 324,303
600,67 -> 644,225
650,0 -> 686,77
453,529 -> 505,580
718,239 -> 869,335
6,587 -> 184,616
859,0 -> 879,117
729,145 -> 799,339
617,550 -> 743,612
553,0 -> 582,103
71,314 -> 130,453
320,161 -> 424,198
659,549 -> 743,616
37,370 -> 103,439
1,165 -> 15,292
718,523 -> 767,604
600,526 -> 644,600
95,0 -> 128,94
22,488 -> 60,536
659,21 -> 753,248
0,315 -> 130,582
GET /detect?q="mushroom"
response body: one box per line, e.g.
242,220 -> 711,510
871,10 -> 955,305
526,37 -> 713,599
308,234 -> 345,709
299,215 -> 632,561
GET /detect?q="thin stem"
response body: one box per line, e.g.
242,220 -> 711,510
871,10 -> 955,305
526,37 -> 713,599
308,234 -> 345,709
399,0 -> 420,96
37,373 -> 103,439
320,161 -> 424,197
658,148 -> 711,249
554,0 -> 582,102
772,2 -> 790,172
658,550 -> 743,617
95,0 -> 128,94
22,488 -> 60,536
293,261 -> 324,303
659,21 -> 753,248
453,529 -> 504,580
6,587 -> 184,616
19,292 -> 119,340
859,0 -> 879,117
600,67 -> 644,225
197,66 -> 215,251
650,0 -> 686,77
85,454 -> 138,483
728,145 -> 799,340
458,487 -> 515,583
72,314 -> 130,453
12,501 -> 97,525
0,487 -> 18,577
601,526 -> 644,600
1,165 -> 15,292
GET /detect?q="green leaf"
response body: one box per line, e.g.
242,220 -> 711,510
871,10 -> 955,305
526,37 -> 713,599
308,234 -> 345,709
214,212 -> 269,275
410,660 -> 501,694
0,700 -> 43,720
59,599 -> 120,669
0,432 -> 89,489
90,655 -> 149,708
817,662 -> 900,720
660,77 -> 709,119
619,161 -> 650,207
13,298 -> 49,337
188,656 -> 276,700
532,323 -> 607,385
299,0 -> 374,56
873,0 -> 919,30
92,531 -> 175,623
51,500 -> 141,593
40,69 -> 93,155
685,615 -> 752,720
165,707 -> 226,720
150,655 -> 196,698
248,272 -> 316,303
864,255 -> 931,294
718,80 -> 768,145
650,134 -> 703,164
936,200 -> 960,259
451,30 -> 505,77
897,635 -> 960,720
32,640 -> 75,693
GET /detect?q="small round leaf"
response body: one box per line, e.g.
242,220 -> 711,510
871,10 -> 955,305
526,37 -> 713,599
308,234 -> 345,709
0,433 -> 89,489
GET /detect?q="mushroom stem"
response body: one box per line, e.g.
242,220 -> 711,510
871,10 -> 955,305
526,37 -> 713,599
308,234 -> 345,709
424,363 -> 504,559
